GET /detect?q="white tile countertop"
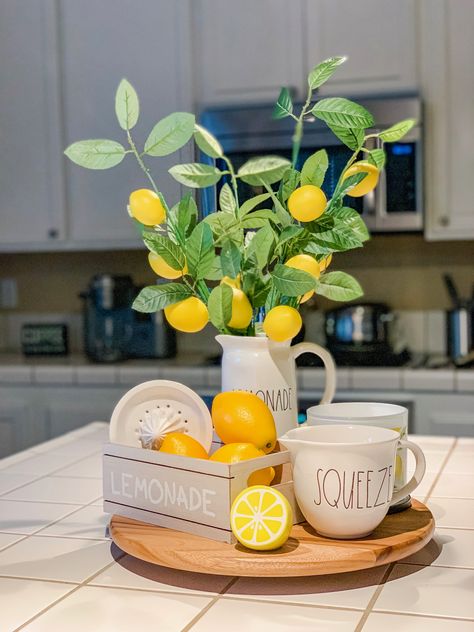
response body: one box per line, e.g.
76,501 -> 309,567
0,423 -> 473,631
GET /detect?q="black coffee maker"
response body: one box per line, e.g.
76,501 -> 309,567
81,275 -> 135,362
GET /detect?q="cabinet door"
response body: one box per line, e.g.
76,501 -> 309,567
60,0 -> 192,246
192,0 -> 305,106
46,390 -> 119,438
0,1 -> 65,248
305,0 -> 417,95
422,1 -> 474,240
0,399 -> 38,458
414,394 -> 474,437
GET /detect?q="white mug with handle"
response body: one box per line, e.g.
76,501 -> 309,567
279,424 -> 426,539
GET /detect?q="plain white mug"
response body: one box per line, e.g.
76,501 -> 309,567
279,424 -> 425,539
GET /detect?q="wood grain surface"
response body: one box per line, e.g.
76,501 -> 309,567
110,498 -> 435,577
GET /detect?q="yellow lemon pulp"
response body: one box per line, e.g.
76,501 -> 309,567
287,185 -> 327,222
159,432 -> 209,459
227,288 -> 253,329
343,161 -> 379,197
129,189 -> 166,226
210,443 -> 275,487
148,252 -> 187,280
263,305 -> 303,343
164,296 -> 209,333
285,254 -> 320,304
211,391 -> 277,453
230,485 -> 293,550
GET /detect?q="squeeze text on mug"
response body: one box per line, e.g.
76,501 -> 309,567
313,466 -> 393,510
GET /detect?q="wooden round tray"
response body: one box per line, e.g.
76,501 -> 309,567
110,499 -> 434,577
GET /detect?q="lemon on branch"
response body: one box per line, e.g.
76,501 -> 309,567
129,189 -> 166,225
285,254 -> 320,303
164,296 -> 209,333
343,161 -> 379,197
288,185 -> 327,222
263,306 -> 302,343
148,252 -> 187,280
228,288 -> 253,329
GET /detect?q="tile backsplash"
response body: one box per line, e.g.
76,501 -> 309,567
0,309 -> 447,356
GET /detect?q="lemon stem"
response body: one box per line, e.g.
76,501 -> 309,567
126,129 -> 169,214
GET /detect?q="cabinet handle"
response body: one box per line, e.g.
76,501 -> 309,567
48,228 -> 59,239
439,216 -> 450,227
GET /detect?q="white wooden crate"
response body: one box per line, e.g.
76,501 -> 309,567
103,442 -> 304,543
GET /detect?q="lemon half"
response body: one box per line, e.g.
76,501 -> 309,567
230,485 -> 292,550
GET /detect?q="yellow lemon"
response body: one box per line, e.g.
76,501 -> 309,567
210,443 -> 275,487
129,189 -> 166,225
228,288 -> 253,329
320,253 -> 333,272
263,306 -> 302,343
220,275 -> 241,289
285,254 -> 320,304
230,485 -> 292,551
287,185 -> 327,222
159,432 -> 209,459
343,161 -> 379,197
212,391 -> 277,453
148,252 -> 187,280
164,297 -> 209,333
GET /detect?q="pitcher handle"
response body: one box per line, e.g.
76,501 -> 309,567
290,342 -> 336,405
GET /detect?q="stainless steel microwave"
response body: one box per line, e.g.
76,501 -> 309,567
199,96 -> 423,232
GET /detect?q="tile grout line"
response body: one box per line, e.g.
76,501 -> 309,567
370,609 -> 474,622
181,576 -> 239,632
424,438 -> 459,502
13,551 -> 125,631
354,563 -> 396,631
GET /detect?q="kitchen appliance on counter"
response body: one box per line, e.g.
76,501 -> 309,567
200,95 -> 422,232
324,303 -> 411,367
80,276 -> 176,363
444,274 -> 474,367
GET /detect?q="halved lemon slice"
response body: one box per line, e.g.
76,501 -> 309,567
230,485 -> 293,551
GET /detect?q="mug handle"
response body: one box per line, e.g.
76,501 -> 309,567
290,342 -> 336,405
391,439 -> 426,504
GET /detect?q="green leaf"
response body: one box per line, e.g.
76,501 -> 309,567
186,223 -> 215,279
261,184 -> 292,227
308,56 -> 346,90
115,79 -> 139,131
239,193 -> 272,217
241,209 -> 281,228
273,87 -> 293,119
194,124 -> 223,158
277,225 -> 304,248
64,139 -> 126,170
327,124 -> 364,151
220,240 -> 241,278
271,263 -> 316,297
300,150 -> 328,187
330,206 -> 370,242
333,172 -> 366,200
142,233 -> 185,269
243,272 -> 270,308
317,271 -> 363,301
367,148 -> 386,170
379,119 -> 416,142
279,168 -> 300,202
144,112 -> 195,157
219,183 -> 236,214
312,98 -> 374,129
305,227 -> 363,254
204,256 -> 223,281
246,224 -> 275,269
132,283 -> 191,313
238,156 -> 291,186
204,212 -> 240,241
176,194 -> 198,239
169,163 -> 223,188
207,283 -> 233,331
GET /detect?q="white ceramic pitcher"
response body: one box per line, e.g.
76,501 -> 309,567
216,335 -> 336,436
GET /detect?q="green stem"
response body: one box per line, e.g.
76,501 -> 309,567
291,85 -> 314,168
127,130 -> 169,213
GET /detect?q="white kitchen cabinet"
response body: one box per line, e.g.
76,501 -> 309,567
305,0 -> 417,96
0,397 -> 47,457
0,1 -> 65,249
60,0 -> 192,247
46,397 -> 117,438
414,394 -> 474,437
421,0 -> 474,240
192,0 -> 305,106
